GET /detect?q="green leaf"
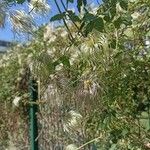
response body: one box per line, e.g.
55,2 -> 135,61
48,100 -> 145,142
77,0 -> 87,12
16,0 -> 25,4
110,39 -> 116,49
122,13 -> 132,26
109,144 -> 117,150
119,0 -> 128,10
53,61 -> 59,68
92,143 -> 97,150
67,10 -> 81,22
104,7 -> 116,22
67,0 -> 74,3
113,17 -> 122,29
102,0 -> 109,3
93,17 -> 104,32
140,111 -> 150,131
122,128 -> 129,136
114,13 -> 132,29
77,0 -> 82,12
83,0 -> 87,6
59,56 -> 70,68
104,12 -> 112,22
7,0 -> 15,3
50,13 -> 65,21
83,13 -> 97,22
84,17 -> 104,35
84,22 -> 94,36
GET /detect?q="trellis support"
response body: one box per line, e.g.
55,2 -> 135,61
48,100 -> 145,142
29,78 -> 39,150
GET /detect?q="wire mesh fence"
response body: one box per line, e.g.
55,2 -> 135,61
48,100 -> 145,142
36,80 -> 99,150
0,102 -> 29,150
1,75 -> 101,150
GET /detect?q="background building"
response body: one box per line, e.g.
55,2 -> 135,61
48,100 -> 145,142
0,40 -> 12,53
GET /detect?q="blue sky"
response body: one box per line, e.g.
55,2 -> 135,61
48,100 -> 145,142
0,0 -> 101,42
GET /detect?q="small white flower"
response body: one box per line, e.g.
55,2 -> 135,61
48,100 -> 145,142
0,11 -> 6,27
131,67 -> 135,71
61,30 -> 68,37
17,54 -> 22,65
145,40 -> 150,46
98,35 -> 108,48
66,144 -> 78,150
89,82 -> 99,95
83,80 -> 99,95
69,57 -> 76,66
116,3 -> 126,13
69,51 -> 79,65
47,47 -> 56,56
29,0 -> 50,15
48,35 -> 57,43
124,28 -> 133,38
129,0 -> 137,2
123,74 -> 127,78
80,44 -> 90,53
44,23 -> 56,42
145,143 -> 150,148
131,12 -> 140,20
145,39 -> 150,49
55,63 -> 63,71
63,110 -> 82,132
0,1 -> 7,27
9,10 -> 35,33
13,96 -> 21,107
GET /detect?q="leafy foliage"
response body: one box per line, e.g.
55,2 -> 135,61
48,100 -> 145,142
1,0 -> 150,149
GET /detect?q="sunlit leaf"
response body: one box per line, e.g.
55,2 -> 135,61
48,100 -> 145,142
67,10 -> 81,22
119,0 -> 128,10
50,13 -> 65,21
93,17 -> 104,32
114,17 -> 122,29
83,13 -> 97,22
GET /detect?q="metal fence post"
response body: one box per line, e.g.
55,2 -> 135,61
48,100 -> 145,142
29,78 -> 39,150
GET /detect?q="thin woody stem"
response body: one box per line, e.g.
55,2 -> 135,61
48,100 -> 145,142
54,0 -> 74,42
28,0 -> 39,14
77,136 -> 102,150
60,0 -> 85,37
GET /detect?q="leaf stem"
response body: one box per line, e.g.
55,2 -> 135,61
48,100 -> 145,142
60,0 -> 85,37
54,0 -> 74,42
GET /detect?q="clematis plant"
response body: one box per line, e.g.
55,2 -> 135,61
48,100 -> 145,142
29,0 -> 50,15
9,10 -> 36,33
0,1 -> 7,27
